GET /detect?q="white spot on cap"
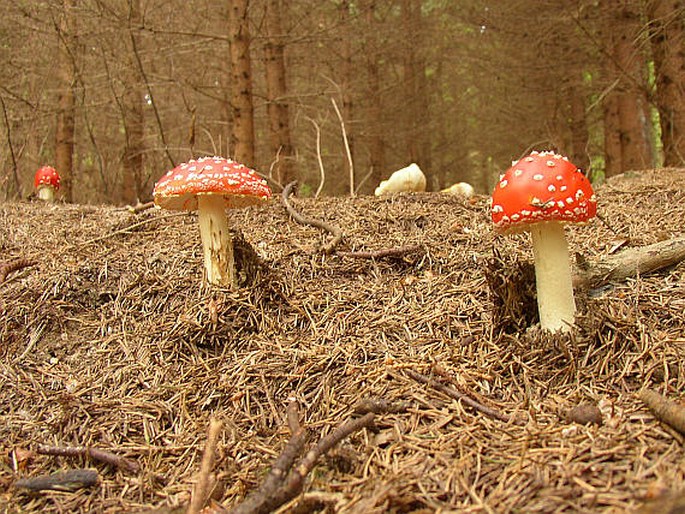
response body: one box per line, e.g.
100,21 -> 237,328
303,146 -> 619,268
533,174 -> 544,181
548,184 -> 556,192
499,179 -> 508,188
546,160 -> 556,167
514,169 -> 523,177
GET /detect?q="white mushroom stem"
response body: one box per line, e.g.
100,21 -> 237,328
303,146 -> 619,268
197,194 -> 236,288
529,221 -> 576,332
37,185 -> 55,202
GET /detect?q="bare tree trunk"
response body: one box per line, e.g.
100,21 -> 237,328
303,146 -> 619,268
568,84 -> 590,172
364,1 -> 384,191
121,0 -> 145,205
401,0 -> 418,165
264,0 -> 294,186
602,0 -> 652,177
603,94 -> 623,176
339,0 -> 356,196
55,0 -> 77,202
228,0 -> 255,165
647,0 -> 685,167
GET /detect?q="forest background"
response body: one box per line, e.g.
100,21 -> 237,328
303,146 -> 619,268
1,0 -> 684,205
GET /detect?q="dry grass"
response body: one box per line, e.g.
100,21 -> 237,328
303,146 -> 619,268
1,169 -> 685,513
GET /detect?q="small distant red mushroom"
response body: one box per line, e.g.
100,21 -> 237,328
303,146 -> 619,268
34,166 -> 61,202
153,156 -> 271,288
491,150 -> 597,332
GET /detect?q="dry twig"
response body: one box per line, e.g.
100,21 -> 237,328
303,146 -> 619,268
574,236 -> 685,288
330,98 -> 355,197
639,389 -> 685,437
126,201 -> 155,214
0,258 -> 36,283
337,244 -> 422,260
281,181 -> 343,254
36,443 -> 140,474
228,400 -> 379,514
188,418 -> 223,514
404,369 -> 522,424
14,469 -> 99,492
79,212 -> 186,246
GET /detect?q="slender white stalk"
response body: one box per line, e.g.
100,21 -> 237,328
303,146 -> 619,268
37,185 -> 55,202
197,194 -> 235,288
530,221 -> 576,332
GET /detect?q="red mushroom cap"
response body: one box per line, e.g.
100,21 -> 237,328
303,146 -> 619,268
34,166 -> 61,190
153,156 -> 272,211
491,151 -> 597,232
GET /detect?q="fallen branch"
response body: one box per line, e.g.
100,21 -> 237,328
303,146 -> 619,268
404,369 -> 523,425
79,212 -> 186,246
639,388 -> 685,437
337,244 -> 422,260
37,443 -> 168,486
574,237 -> 685,289
228,400 -> 382,514
0,258 -> 36,283
353,397 -> 409,415
36,443 -> 140,474
126,200 -> 155,214
281,181 -> 343,254
188,418 -> 223,514
14,468 -> 99,492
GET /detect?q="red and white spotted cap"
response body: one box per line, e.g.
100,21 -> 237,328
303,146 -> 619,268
491,151 -> 597,232
153,156 -> 272,211
34,166 -> 61,190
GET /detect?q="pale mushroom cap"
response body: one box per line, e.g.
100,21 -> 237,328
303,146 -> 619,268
153,156 -> 272,211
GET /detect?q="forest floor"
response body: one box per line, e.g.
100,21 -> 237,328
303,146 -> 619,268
1,169 -> 685,513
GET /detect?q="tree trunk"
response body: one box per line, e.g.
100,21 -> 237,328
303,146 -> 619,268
603,94 -> 623,176
401,0 -> 419,166
568,84 -> 590,173
647,0 -> 685,167
121,0 -> 145,205
364,1 -> 385,192
339,0 -> 356,196
602,0 -> 652,177
264,0 -> 294,186
228,0 -> 255,166
55,0 -> 77,202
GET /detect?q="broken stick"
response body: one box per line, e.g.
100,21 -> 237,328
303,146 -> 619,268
228,400 -> 381,514
404,369 -> 523,425
0,258 -> 36,284
639,388 -> 685,437
281,181 -> 343,254
337,245 -> 422,260
574,236 -> 685,289
36,443 -> 140,474
15,468 -> 99,492
188,418 -> 223,514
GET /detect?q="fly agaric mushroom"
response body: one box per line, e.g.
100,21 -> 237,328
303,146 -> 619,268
153,156 -> 271,288
491,150 -> 597,332
34,166 -> 61,202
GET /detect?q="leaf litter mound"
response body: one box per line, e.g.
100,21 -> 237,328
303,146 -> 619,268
1,169 -> 685,513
